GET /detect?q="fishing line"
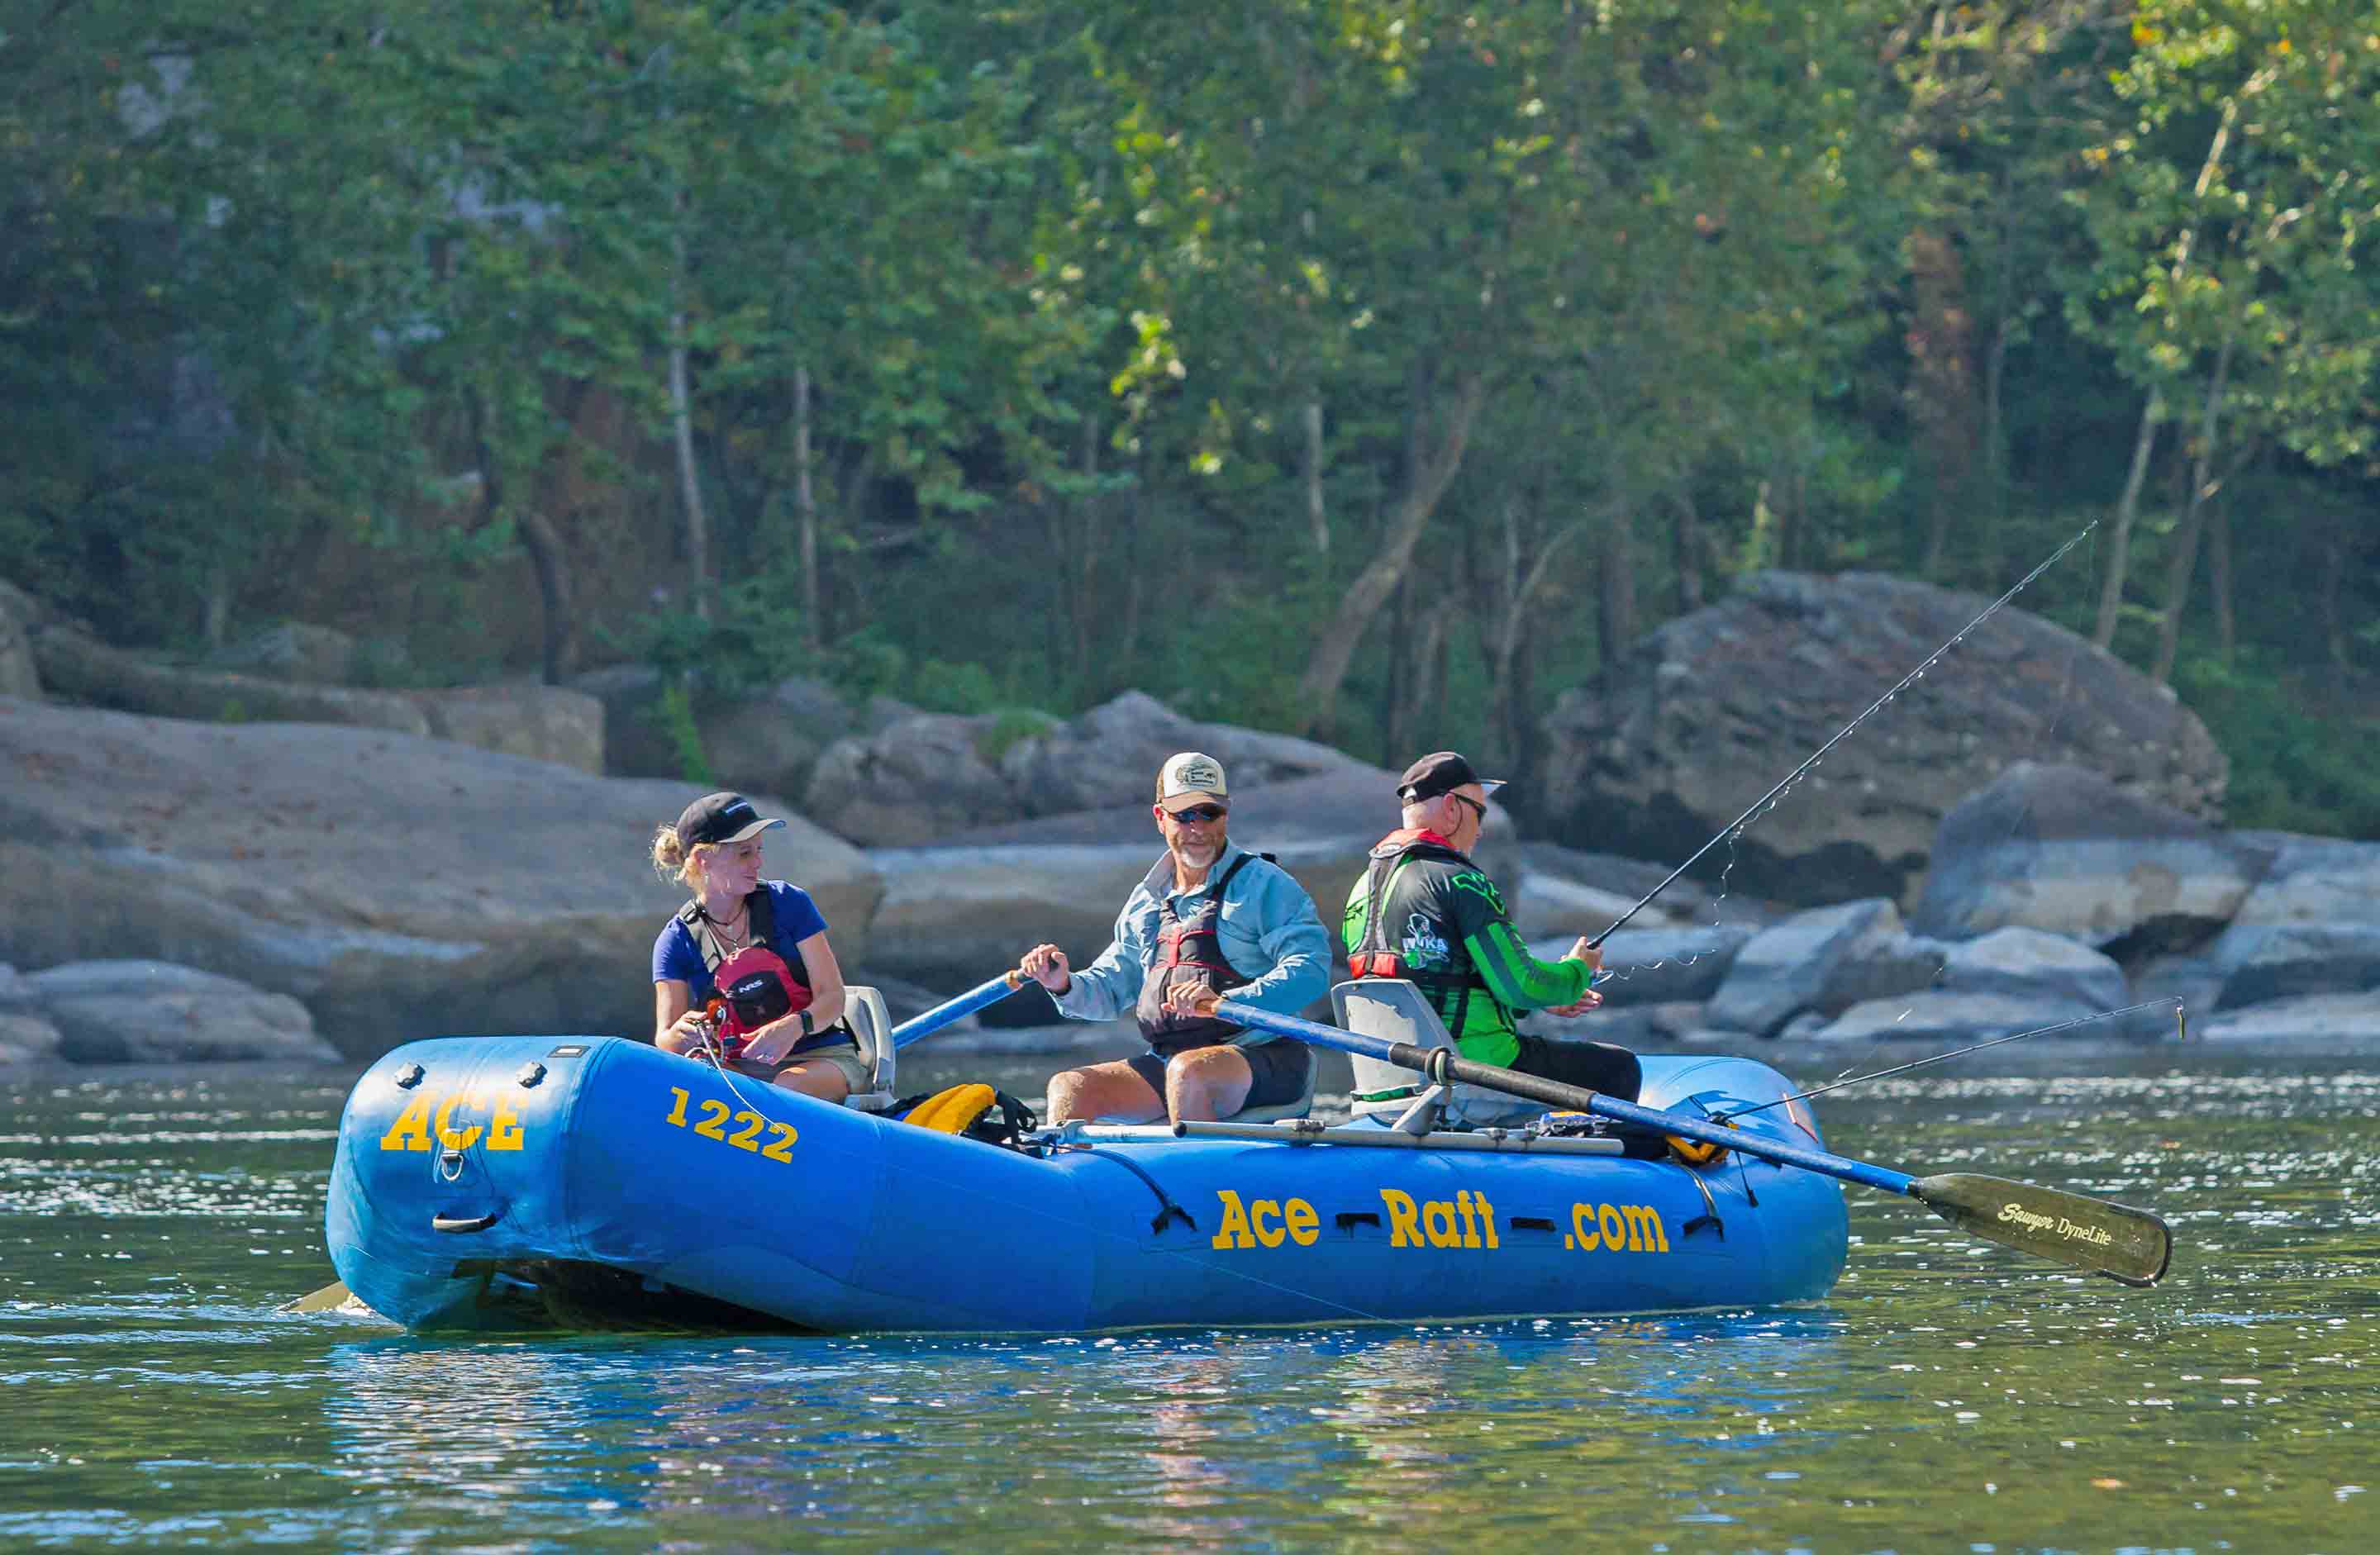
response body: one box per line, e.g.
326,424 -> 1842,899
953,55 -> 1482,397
1714,997 -> 2181,1122
1590,517 -> 2102,949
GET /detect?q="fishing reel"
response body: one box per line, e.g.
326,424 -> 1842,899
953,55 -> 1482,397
694,998 -> 749,1066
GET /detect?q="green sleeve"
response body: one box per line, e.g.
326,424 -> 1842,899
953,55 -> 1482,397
1445,868 -> 1593,1012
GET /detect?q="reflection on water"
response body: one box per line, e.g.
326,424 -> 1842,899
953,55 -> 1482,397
0,1045 -> 2374,1550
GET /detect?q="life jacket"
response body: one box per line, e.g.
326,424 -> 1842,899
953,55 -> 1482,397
1345,828 -> 1486,1040
676,888 -> 831,1057
1135,850 -> 1261,1055
896,1082 -> 1040,1149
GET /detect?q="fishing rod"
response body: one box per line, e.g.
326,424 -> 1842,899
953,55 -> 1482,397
1589,519 -> 2101,948
1716,998 -> 2185,1122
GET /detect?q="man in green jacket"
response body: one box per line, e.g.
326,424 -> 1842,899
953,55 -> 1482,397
1341,750 -> 1642,1100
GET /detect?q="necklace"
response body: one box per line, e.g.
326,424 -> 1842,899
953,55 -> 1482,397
700,901 -> 750,950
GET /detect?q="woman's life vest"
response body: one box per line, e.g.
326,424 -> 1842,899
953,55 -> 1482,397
1135,851 -> 1261,1055
676,890 -> 824,1054
1345,829 -> 1485,1039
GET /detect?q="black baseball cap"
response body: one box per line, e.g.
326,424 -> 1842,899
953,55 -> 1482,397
674,792 -> 786,850
1397,750 -> 1507,803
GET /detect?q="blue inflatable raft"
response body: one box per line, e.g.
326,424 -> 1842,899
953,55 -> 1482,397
324,1016 -> 1850,1333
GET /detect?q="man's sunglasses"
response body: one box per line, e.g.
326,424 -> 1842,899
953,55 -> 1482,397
1447,793 -> 1488,822
1165,804 -> 1229,825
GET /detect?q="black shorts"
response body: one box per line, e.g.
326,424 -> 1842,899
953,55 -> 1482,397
1126,1039 -> 1314,1112
1510,1032 -> 1642,1102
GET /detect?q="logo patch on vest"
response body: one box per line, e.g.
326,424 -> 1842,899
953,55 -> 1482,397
1399,911 -> 1452,970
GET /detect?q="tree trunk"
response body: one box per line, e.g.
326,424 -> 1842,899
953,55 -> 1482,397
515,507 -> 577,684
669,230 -> 712,623
1673,492 -> 1705,611
1304,397 -> 1328,555
2093,389 -> 2163,649
2318,520 -> 2349,671
2097,93 -> 2244,652
1293,370 -> 1485,737
2208,495 -> 2235,666
795,363 -> 817,649
1596,504 -> 1636,691
2150,325 -> 2238,686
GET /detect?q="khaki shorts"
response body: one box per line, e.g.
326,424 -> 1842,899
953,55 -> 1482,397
734,1039 -> 873,1096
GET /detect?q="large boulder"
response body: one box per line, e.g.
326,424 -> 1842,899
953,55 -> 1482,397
1913,763 -> 2274,949
2197,991 -> 2380,1041
1803,991 -> 2101,1044
1935,927 -> 2129,1011
31,625 -> 605,771
0,963 -> 64,1064
865,844 -> 1154,985
572,665 -> 854,796
207,623 -> 359,685
1705,899 -> 1937,1037
0,579 -> 43,700
0,697 -> 881,1060
2206,924 -> 2380,1010
25,960 -> 339,1063
1535,572 -> 2228,906
805,690 -> 1388,848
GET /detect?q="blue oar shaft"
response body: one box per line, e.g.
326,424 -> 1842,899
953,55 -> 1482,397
1214,999 -> 1916,1196
890,972 -> 1027,1050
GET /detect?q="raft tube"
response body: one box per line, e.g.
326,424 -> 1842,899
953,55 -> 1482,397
324,1036 -> 1848,1332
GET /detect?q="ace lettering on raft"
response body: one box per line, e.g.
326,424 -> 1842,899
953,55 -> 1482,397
1208,1187 -> 1670,1253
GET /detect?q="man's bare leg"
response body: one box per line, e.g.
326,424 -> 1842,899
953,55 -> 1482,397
1047,1058 -> 1166,1124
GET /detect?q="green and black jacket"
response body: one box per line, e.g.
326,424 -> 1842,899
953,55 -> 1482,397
1340,829 -> 1595,1068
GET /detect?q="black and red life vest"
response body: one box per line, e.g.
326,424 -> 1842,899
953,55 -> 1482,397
1135,851 -> 1261,1054
676,889 -> 824,1050
1345,828 -> 1485,1038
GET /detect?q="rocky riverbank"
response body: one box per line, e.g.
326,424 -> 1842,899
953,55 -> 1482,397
2,569 -> 2371,1071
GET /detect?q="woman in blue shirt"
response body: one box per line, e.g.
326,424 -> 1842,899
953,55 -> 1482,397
650,792 -> 867,1101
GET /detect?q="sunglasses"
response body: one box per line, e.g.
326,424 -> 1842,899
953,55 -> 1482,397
1165,804 -> 1228,825
1448,793 -> 1488,822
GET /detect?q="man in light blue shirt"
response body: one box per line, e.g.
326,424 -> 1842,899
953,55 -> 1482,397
1021,752 -> 1331,1123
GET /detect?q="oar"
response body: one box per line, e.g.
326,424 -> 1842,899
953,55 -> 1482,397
283,1281 -> 357,1314
1214,998 -> 2173,1286
889,970 -> 1029,1050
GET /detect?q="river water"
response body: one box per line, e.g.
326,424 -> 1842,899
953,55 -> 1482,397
2,1037 -> 2373,1553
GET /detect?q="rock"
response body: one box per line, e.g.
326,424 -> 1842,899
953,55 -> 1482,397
0,580 -> 43,700
207,623 -> 359,685
1534,924 -> 1756,1006
1507,870 -> 1672,939
864,844 -> 1156,986
1912,763 -> 2273,949
996,691 -> 1373,819
806,711 -> 1014,846
0,699 -> 882,1060
0,1011 -> 64,1064
2196,991 -> 2380,1041
1706,899 -> 1916,1036
1535,999 -> 1710,1049
2206,923 -> 2380,1010
1806,991 -> 2102,1044
572,665 -> 854,795
1935,927 -> 2129,1011
807,690 -> 1390,847
411,684 -> 605,774
25,960 -> 339,1063
33,624 -> 433,735
2124,954 -> 2223,1039
2223,832 -> 2380,926
1535,572 -> 2228,906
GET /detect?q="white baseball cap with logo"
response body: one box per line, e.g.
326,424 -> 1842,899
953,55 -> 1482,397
1158,751 -> 1228,811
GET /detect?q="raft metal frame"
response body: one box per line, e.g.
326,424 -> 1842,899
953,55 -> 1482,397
1048,1120 -> 1626,1155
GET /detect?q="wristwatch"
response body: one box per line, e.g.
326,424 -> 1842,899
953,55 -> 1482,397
797,1010 -> 815,1039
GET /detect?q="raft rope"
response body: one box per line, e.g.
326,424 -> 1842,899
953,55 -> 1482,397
1588,518 -> 2103,983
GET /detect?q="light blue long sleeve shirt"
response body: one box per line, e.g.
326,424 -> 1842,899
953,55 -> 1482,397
1053,842 -> 1332,1044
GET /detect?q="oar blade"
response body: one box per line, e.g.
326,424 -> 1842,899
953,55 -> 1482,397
1912,1174 -> 2173,1286
281,1281 -> 359,1315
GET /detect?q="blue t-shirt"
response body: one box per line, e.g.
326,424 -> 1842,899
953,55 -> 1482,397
651,881 -> 830,1003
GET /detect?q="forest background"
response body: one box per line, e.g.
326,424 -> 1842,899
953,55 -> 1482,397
7,0 -> 2378,839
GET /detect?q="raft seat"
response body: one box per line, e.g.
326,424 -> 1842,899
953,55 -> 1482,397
839,987 -> 898,1112
1335,978 -> 1544,1131
1087,1039 -> 1317,1125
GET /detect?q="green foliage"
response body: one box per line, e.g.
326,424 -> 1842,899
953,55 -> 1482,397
650,681 -> 715,787
2178,654 -> 2380,840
